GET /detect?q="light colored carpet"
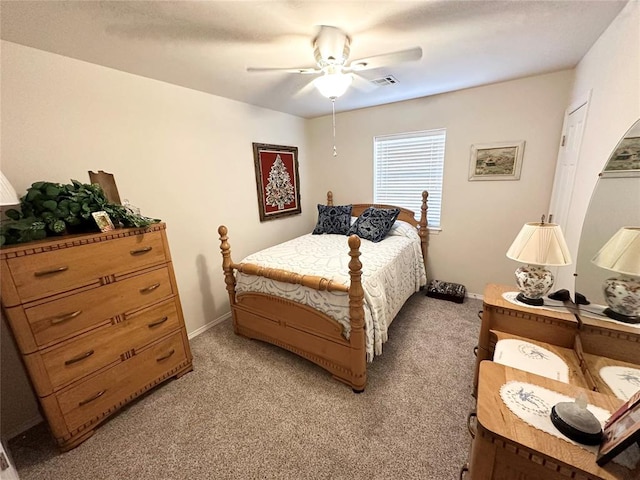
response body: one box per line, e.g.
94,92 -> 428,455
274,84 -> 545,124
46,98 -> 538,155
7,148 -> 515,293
9,293 -> 482,479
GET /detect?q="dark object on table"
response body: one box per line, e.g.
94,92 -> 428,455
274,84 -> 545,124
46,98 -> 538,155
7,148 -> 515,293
426,280 -> 466,303
550,397 -> 603,446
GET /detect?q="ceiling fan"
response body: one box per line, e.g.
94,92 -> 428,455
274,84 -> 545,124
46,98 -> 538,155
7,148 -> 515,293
247,25 -> 423,99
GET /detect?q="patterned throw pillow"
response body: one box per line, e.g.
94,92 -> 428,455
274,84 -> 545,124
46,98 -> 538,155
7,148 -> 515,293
348,207 -> 400,243
312,204 -> 353,235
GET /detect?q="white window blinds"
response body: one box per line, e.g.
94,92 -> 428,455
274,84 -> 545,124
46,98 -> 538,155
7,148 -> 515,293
373,129 -> 446,228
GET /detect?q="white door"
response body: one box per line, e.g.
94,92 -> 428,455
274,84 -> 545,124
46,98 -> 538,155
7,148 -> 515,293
547,98 -> 589,293
548,102 -> 588,231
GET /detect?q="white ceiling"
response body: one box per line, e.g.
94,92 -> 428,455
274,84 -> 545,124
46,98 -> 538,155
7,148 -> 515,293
0,1 -> 627,119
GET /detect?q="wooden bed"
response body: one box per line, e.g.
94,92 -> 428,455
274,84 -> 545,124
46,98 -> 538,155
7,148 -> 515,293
218,191 -> 428,392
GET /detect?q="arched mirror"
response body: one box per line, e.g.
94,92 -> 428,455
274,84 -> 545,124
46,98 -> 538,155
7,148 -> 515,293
575,119 -> 640,315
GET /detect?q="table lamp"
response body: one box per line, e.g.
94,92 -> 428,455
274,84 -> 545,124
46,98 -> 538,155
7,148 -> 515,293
506,218 -> 572,306
1,171 -> 20,206
591,226 -> 640,324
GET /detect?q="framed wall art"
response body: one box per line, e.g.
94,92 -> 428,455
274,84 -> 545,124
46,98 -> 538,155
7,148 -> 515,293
601,135 -> 640,178
252,143 -> 301,221
469,140 -> 525,181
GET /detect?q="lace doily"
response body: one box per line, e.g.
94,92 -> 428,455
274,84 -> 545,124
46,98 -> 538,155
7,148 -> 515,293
599,366 -> 640,401
500,381 -> 639,470
494,338 -> 569,383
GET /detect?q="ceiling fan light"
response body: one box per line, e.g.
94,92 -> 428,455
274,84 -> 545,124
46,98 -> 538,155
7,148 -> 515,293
313,73 -> 353,99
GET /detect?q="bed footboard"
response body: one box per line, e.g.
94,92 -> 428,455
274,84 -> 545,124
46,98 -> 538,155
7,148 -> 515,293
218,226 -> 367,391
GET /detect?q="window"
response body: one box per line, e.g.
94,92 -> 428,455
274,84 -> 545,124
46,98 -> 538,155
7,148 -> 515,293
373,129 -> 446,229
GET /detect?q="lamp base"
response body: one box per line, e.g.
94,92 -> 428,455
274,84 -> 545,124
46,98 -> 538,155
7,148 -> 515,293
516,293 -> 544,306
514,265 -> 554,307
602,275 -> 640,321
603,308 -> 640,325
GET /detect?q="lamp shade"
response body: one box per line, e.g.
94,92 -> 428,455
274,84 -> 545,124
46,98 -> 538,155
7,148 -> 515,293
591,227 -> 640,276
506,222 -> 572,266
313,72 -> 352,99
0,171 -> 20,206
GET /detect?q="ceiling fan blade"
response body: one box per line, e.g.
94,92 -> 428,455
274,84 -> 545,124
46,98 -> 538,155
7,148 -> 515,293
292,79 -> 317,99
247,66 -> 322,74
347,46 -> 423,71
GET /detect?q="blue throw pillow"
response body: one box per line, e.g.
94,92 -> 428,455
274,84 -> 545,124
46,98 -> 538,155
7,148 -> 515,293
348,207 -> 400,243
312,204 -> 353,235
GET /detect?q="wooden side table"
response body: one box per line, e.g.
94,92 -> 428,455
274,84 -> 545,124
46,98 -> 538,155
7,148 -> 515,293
465,361 -> 637,480
473,284 -> 578,393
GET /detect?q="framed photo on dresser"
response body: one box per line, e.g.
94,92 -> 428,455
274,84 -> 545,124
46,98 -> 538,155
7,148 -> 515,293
596,390 -> 640,466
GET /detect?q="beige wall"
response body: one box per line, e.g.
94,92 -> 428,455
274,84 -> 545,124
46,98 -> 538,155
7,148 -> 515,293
307,71 -> 574,295
553,0 -> 640,294
0,41 -> 310,438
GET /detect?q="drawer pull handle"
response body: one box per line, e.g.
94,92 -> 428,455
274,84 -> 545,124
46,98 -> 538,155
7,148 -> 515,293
64,350 -> 95,366
34,266 -> 68,277
140,283 -> 160,294
78,389 -> 106,407
473,346 -> 479,357
130,246 -> 153,256
50,310 -> 83,325
467,410 -> 477,439
148,316 -> 169,328
156,349 -> 175,362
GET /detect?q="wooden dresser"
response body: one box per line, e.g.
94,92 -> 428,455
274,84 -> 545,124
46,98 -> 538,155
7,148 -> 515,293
0,223 -> 193,451
465,362 -> 636,480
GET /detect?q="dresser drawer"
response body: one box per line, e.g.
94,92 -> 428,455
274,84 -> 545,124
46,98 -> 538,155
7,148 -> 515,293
39,299 -> 181,392
26,266 -> 174,347
5,230 -> 167,303
56,331 -> 187,432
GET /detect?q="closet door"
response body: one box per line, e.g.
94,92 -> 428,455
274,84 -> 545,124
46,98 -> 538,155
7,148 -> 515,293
548,102 -> 588,231
547,97 -> 589,293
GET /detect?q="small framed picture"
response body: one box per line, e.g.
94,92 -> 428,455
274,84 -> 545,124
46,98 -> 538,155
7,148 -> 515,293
92,211 -> 115,232
596,390 -> 640,466
601,135 -> 640,178
469,140 -> 525,181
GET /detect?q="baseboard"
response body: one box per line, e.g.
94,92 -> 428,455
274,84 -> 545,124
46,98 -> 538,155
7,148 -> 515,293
187,312 -> 232,339
466,292 -> 483,300
2,414 -> 43,444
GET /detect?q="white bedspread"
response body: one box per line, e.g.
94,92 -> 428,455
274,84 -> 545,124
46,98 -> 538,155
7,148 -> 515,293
235,221 -> 427,361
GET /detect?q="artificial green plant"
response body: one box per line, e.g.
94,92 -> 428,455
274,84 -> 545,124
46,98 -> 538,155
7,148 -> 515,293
0,180 -> 159,246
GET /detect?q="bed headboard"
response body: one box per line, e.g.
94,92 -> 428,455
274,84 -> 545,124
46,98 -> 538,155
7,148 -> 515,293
326,191 -> 428,228
326,190 -> 429,274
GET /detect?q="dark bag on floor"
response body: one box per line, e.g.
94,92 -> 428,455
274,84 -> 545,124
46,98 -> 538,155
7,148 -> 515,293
426,280 -> 466,303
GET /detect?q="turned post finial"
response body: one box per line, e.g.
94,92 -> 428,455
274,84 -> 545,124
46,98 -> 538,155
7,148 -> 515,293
327,191 -> 334,206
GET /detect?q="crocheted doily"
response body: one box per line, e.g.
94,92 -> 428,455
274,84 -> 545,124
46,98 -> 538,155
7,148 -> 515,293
500,381 -> 639,470
599,366 -> 640,401
494,338 -> 569,383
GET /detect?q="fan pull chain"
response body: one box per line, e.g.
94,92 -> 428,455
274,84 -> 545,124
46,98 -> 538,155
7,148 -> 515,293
331,98 -> 337,157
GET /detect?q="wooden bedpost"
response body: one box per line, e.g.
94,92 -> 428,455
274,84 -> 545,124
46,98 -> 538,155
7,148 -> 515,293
347,234 -> 367,393
419,191 -> 429,274
327,191 -> 333,206
218,225 -> 239,333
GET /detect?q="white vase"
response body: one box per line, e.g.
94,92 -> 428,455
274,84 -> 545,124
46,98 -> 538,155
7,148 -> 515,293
602,275 -> 640,321
514,265 -> 554,304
